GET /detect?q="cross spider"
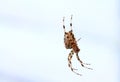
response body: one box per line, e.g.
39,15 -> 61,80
62,15 -> 92,76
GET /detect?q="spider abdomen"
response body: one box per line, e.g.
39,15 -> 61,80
72,43 -> 80,53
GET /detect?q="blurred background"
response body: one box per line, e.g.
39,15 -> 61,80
0,0 -> 119,82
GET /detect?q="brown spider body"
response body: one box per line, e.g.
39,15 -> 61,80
64,30 -> 80,53
62,15 -> 92,76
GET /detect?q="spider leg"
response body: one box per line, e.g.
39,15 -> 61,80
68,50 -> 77,70
76,38 -> 90,66
68,50 -> 82,76
63,17 -> 66,33
77,38 -> 81,42
70,15 -> 73,31
76,53 -> 93,70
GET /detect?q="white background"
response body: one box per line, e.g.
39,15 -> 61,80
0,0 -> 119,82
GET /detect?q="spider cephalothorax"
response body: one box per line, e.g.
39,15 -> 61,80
63,15 -> 92,76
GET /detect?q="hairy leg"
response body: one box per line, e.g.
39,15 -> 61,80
76,53 -> 93,70
68,50 -> 82,75
63,17 -> 66,33
70,15 -> 73,31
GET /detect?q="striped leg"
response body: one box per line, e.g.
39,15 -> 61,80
68,50 -> 82,76
63,17 -> 66,33
76,53 -> 93,70
70,15 -> 73,31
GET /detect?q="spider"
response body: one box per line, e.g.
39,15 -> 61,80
62,15 -> 92,76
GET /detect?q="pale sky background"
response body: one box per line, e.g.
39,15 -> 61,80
0,0 -> 119,82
